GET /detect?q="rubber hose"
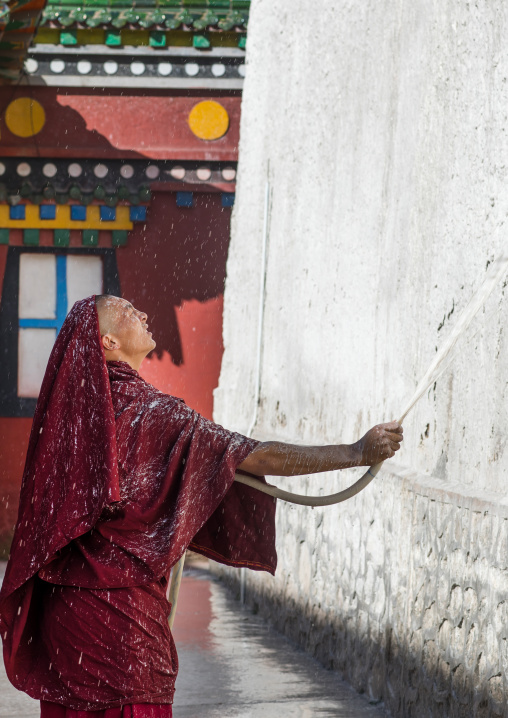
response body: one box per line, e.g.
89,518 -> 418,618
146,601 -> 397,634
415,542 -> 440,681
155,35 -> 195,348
234,461 -> 384,507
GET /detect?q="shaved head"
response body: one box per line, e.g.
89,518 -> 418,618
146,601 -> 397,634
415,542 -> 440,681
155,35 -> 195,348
95,295 -> 120,335
95,295 -> 156,370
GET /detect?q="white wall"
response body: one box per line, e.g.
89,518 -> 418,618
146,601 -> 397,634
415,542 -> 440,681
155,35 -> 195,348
216,0 -> 508,491
214,1 -> 508,715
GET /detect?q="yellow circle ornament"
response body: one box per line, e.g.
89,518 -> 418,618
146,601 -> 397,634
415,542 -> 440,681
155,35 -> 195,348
188,101 -> 230,141
5,98 -> 46,138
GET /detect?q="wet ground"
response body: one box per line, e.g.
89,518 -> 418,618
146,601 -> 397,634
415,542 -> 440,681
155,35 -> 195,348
0,561 -> 386,718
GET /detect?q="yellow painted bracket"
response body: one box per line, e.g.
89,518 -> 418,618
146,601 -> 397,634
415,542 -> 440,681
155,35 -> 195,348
0,205 -> 133,230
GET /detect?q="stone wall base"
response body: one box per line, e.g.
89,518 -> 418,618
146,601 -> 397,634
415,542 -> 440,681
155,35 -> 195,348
211,465 -> 508,718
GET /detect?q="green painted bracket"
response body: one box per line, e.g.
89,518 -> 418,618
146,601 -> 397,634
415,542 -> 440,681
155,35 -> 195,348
105,28 -> 121,44
149,29 -> 166,46
60,29 -> 78,44
193,33 -> 210,48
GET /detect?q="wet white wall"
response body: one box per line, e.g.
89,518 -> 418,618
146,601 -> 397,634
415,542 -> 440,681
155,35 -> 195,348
214,1 -> 508,715
216,0 -> 508,490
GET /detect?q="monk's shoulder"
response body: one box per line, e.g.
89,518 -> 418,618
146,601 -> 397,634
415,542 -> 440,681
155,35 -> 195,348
120,384 -> 194,425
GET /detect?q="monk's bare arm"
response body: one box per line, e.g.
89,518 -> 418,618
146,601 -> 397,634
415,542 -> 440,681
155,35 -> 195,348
237,422 -> 403,477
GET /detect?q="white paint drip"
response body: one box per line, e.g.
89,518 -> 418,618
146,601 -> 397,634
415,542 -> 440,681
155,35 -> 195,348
247,175 -> 271,438
399,254 -> 508,423
235,253 -> 508,506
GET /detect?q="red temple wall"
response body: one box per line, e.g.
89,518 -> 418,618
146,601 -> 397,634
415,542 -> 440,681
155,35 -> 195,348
116,189 -> 229,416
0,87 -> 240,160
140,295 -> 224,418
0,419 -> 32,551
0,190 -> 231,554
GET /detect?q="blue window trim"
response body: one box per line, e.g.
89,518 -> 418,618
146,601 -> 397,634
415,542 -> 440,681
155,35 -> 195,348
18,255 -> 68,334
0,247 -> 121,418
176,191 -> 194,208
56,254 -> 68,331
19,319 -> 58,328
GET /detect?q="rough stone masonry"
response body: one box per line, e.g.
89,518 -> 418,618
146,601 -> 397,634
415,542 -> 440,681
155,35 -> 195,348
215,470 -> 508,717
213,1 -> 508,716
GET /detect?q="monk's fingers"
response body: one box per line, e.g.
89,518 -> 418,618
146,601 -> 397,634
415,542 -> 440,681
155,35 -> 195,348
382,421 -> 403,433
382,436 -> 400,450
377,435 -> 401,455
386,431 -> 404,443
371,440 -> 398,460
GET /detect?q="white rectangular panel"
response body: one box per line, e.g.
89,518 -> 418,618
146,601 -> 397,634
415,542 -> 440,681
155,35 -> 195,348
18,328 -> 57,398
19,254 -> 56,319
66,255 -> 103,311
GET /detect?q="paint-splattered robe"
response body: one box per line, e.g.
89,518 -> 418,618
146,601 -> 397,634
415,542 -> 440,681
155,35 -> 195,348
0,296 -> 276,712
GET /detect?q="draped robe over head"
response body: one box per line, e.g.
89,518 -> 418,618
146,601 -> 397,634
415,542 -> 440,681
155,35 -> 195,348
0,296 -> 276,710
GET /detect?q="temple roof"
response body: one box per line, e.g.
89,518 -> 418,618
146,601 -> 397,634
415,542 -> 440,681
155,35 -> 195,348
0,0 -> 46,81
0,0 -> 249,82
40,0 -> 250,31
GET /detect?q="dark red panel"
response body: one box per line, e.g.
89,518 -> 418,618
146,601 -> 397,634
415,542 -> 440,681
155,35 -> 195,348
0,246 -> 8,294
0,418 -> 32,557
117,189 -> 231,364
0,88 -> 241,160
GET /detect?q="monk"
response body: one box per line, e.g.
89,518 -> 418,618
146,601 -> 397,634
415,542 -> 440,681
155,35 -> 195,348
0,295 -> 403,718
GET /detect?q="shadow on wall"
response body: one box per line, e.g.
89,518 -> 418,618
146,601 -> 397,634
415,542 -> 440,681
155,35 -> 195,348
117,191 -> 232,366
0,86 -> 145,158
218,570 -> 503,718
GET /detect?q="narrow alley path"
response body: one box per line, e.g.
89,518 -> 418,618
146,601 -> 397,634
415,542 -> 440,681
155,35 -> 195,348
0,561 -> 387,718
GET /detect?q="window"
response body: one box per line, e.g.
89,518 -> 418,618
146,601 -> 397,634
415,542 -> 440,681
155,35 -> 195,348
18,254 -> 103,397
0,247 -> 121,417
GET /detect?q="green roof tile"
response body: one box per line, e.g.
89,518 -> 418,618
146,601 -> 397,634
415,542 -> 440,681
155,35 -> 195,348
39,0 -> 250,30
88,9 -> 112,26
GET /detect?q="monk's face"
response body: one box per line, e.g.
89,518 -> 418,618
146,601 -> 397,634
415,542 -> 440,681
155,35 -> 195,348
97,296 -> 156,367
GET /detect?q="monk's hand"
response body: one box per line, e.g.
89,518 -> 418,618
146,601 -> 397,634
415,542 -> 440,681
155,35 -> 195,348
352,421 -> 403,466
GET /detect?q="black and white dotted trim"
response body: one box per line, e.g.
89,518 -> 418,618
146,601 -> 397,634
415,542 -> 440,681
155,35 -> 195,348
0,158 -> 237,193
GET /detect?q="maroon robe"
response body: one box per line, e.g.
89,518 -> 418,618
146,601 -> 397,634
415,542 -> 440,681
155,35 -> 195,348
0,296 -> 276,711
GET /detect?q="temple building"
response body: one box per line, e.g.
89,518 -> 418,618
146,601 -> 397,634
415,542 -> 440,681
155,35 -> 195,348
0,0 -> 250,555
